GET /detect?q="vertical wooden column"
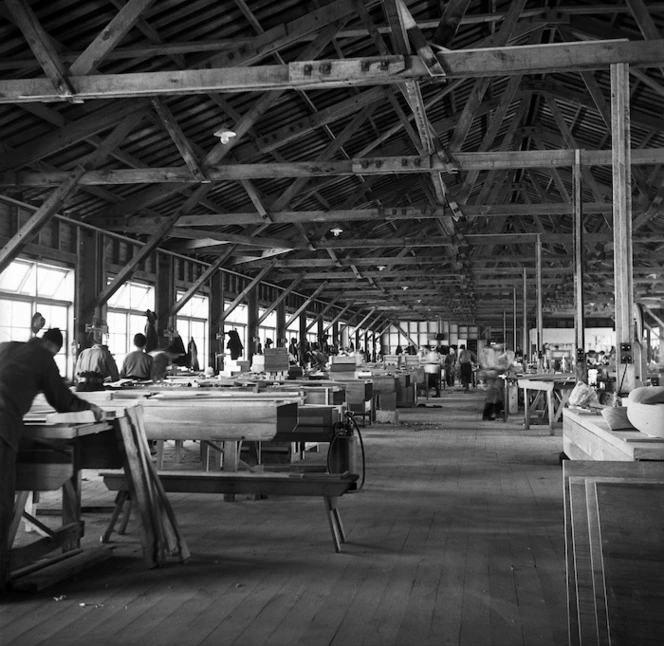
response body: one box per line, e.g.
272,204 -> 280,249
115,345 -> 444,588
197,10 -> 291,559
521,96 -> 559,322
76,228 -> 106,353
299,311 -> 307,364
522,268 -> 528,361
155,254 -> 175,346
573,149 -> 588,383
536,234 -> 543,364
276,300 -> 286,346
332,321 -> 339,350
611,62 -> 637,393
209,270 -> 224,372
247,287 -> 258,363
317,317 -> 325,347
512,286 -> 517,353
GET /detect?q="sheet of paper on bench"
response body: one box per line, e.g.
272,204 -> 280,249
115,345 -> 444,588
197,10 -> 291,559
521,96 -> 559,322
138,399 -> 299,441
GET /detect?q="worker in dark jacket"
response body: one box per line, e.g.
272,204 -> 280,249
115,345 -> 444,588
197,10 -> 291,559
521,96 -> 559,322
0,329 -> 103,592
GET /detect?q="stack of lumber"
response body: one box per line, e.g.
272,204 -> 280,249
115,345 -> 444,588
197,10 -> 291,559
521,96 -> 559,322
563,460 -> 664,645
115,406 -> 190,568
264,347 -> 289,372
329,355 -> 358,379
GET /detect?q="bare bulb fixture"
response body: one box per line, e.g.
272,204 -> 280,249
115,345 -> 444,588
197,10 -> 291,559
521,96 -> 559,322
214,126 -> 237,144
330,226 -> 343,237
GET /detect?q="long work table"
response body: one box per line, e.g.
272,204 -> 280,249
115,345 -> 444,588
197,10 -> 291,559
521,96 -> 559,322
518,373 -> 576,434
563,408 -> 664,461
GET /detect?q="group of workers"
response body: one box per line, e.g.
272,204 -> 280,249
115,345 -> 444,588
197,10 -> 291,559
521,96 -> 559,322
74,333 -> 184,389
412,342 -> 515,421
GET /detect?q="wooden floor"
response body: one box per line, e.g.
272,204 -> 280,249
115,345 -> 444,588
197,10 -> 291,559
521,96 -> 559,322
1,390 -> 568,646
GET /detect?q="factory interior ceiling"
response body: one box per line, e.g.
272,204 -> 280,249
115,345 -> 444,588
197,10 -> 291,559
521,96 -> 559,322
1,0 -> 663,331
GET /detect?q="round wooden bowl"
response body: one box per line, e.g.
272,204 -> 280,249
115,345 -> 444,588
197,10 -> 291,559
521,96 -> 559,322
626,402 -> 664,438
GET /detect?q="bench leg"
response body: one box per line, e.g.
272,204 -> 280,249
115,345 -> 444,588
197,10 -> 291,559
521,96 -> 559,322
323,496 -> 346,553
101,490 -> 130,543
156,441 -> 165,469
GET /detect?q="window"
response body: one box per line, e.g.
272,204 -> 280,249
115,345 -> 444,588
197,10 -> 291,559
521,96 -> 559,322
176,292 -> 208,369
106,280 -> 155,367
0,259 -> 74,374
258,308 -> 277,349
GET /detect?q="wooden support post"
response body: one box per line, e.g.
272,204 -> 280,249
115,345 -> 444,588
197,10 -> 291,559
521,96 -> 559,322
573,149 -> 587,383
536,234 -> 543,365
247,286 -> 259,364
155,254 -> 176,344
611,63 -> 637,393
209,270 -> 224,372
522,268 -> 528,361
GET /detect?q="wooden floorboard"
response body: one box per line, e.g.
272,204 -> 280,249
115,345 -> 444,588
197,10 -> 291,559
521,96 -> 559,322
1,390 -> 569,646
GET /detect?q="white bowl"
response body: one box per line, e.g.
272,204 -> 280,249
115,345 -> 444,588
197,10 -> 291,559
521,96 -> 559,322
626,401 -> 664,438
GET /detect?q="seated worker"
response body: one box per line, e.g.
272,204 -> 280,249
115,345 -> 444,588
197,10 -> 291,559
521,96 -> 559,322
120,333 -> 153,380
309,342 -> 328,371
0,328 -> 103,593
74,341 -> 120,391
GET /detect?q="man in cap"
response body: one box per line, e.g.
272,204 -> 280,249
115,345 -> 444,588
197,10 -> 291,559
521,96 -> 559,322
0,328 -> 103,592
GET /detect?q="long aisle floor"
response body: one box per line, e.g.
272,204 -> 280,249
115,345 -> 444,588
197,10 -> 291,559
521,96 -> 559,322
1,389 -> 568,646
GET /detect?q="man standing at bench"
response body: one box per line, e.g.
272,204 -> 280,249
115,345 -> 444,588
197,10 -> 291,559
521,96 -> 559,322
0,328 -> 103,593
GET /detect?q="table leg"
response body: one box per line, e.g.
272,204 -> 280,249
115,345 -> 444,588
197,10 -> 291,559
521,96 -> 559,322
547,390 -> 555,435
222,441 -> 239,502
523,387 -> 531,430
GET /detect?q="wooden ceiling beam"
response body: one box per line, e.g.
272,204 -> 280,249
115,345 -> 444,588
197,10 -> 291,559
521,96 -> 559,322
0,169 -> 84,274
4,148 -> 663,188
2,40 -> 664,103
150,98 -> 206,182
0,100 -> 146,172
4,0 -> 75,99
69,0 -> 158,76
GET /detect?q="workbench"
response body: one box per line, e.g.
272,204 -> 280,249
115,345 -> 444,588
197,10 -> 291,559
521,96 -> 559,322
5,416 -> 119,590
563,408 -> 664,461
517,374 -> 576,434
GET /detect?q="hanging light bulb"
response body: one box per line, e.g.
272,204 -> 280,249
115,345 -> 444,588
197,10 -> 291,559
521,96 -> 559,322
330,226 -> 343,237
214,126 -> 237,144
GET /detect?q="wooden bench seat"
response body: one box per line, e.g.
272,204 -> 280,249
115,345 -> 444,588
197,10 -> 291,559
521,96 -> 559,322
100,470 -> 359,552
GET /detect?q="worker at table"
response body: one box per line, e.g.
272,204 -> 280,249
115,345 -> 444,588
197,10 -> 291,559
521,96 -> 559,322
120,333 -> 153,381
0,328 -> 104,592
74,341 -> 120,391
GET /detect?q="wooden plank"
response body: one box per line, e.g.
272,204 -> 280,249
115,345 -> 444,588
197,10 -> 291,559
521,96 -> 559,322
102,470 -> 358,497
116,416 -> 157,568
11,547 -> 114,592
126,406 -> 190,562
563,462 -> 664,646
594,480 -> 664,645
